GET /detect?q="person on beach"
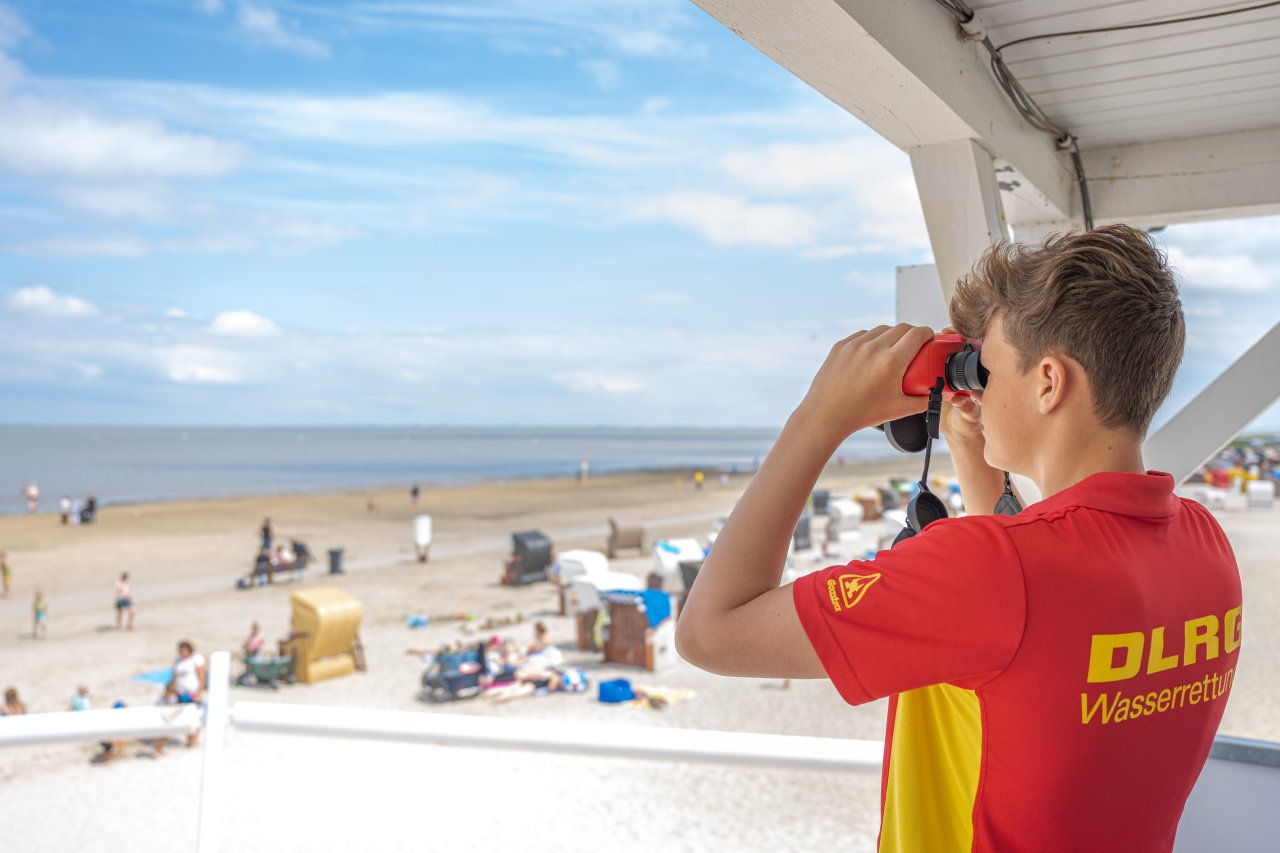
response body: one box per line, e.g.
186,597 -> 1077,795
261,518 -> 273,551
243,621 -> 265,660
70,685 -> 92,712
60,495 -> 71,526
1,552 -> 10,598
23,482 -> 38,513
32,589 -> 48,639
163,640 -> 206,749
410,483 -> 420,506
677,226 -> 1242,852
114,572 -> 136,631
2,687 -> 27,715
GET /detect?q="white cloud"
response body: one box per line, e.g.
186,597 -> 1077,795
73,362 -> 103,379
0,3 -> 29,49
554,370 -> 644,394
580,59 -> 620,91
238,3 -> 330,59
329,2 -> 697,59
166,308 -> 190,319
209,309 -> 280,337
1167,247 -> 1273,294
198,0 -> 224,13
0,99 -> 246,180
7,285 -> 97,317
56,184 -> 173,221
631,192 -> 819,248
161,348 -> 243,384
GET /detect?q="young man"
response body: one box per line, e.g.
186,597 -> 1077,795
676,226 -> 1242,852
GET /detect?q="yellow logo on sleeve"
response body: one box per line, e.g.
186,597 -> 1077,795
827,572 -> 880,612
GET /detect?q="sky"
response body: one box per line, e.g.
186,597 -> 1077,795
0,0 -> 1276,430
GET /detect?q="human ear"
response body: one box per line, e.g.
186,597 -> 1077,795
1037,355 -> 1068,415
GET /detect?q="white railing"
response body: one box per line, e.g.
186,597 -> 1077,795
9,651 -> 1278,852
0,651 -> 883,852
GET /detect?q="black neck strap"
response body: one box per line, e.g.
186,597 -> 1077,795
995,471 -> 1023,516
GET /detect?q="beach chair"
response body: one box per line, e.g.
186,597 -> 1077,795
599,590 -> 679,672
503,530 -> 554,586
794,511 -> 813,551
555,550 -> 609,614
606,516 -> 644,558
283,587 -> 363,684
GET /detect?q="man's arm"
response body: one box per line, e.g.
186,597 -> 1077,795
675,324 -> 934,678
940,396 -> 1004,516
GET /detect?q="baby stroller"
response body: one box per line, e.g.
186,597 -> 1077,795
421,643 -> 489,702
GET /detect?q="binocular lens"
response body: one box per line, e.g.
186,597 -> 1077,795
945,349 -> 988,392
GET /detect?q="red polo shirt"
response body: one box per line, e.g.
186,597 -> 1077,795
794,471 -> 1242,852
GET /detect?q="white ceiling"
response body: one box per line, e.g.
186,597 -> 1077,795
967,0 -> 1280,148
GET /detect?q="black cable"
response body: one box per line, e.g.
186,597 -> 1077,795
930,0 -> 1101,229
994,1 -> 1280,54
1068,141 -> 1094,230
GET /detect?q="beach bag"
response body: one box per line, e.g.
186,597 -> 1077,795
598,678 -> 634,703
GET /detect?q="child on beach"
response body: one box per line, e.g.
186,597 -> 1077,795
32,590 -> 47,639
114,572 -> 136,631
2,687 -> 26,715
677,226 -> 1242,851
70,685 -> 91,711
1,552 -> 10,598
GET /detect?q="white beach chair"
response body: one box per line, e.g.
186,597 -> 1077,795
651,538 -> 704,580
1246,480 -> 1276,509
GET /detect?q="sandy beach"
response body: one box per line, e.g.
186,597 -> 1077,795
1,460 -> 1277,852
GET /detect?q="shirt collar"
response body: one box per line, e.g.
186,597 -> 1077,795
1029,470 -> 1179,519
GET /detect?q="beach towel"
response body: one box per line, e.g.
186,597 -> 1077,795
133,668 -> 173,685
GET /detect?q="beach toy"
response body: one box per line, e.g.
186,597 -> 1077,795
598,678 -> 635,703
407,615 -> 429,629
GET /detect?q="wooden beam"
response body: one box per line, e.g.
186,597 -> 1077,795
1083,127 -> 1280,228
909,138 -> 1010,303
1145,321 -> 1280,483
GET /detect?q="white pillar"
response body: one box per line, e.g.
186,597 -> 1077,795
197,651 -> 231,853
908,138 -> 1010,304
1145,321 -> 1280,483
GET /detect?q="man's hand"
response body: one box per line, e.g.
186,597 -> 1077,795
797,323 -> 935,442
940,394 -> 985,448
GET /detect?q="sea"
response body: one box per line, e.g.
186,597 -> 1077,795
0,425 -> 908,515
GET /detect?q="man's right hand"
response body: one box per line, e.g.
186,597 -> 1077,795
940,394 -> 985,449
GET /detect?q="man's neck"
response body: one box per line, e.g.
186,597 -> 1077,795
1035,426 -> 1146,498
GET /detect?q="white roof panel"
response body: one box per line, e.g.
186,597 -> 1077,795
968,0 -> 1280,147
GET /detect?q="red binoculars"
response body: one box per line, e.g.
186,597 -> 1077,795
901,333 -> 987,400
878,333 -> 987,454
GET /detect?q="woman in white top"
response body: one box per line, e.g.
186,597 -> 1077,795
165,640 -> 206,748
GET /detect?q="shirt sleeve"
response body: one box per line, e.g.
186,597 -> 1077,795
792,515 -> 1026,705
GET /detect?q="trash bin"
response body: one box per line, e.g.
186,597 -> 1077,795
328,548 -> 344,575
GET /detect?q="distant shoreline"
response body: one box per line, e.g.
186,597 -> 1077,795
6,453 -> 928,519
